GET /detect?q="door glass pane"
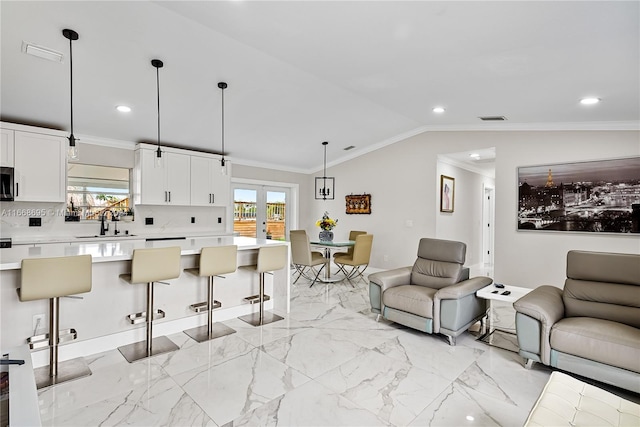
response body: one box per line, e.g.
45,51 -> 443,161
266,190 -> 286,240
234,188 -> 257,238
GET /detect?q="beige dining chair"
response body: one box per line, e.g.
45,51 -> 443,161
290,229 -> 329,287
333,230 -> 366,263
334,233 -> 373,286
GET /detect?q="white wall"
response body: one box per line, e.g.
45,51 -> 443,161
313,130 -> 640,288
436,160 -> 495,266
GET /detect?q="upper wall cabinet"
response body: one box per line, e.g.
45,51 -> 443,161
0,123 -> 66,203
134,147 -> 191,205
0,129 -> 14,167
190,155 -> 230,207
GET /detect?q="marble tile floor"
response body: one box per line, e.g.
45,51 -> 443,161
37,269 -> 556,426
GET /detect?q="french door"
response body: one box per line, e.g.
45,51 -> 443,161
232,182 -> 291,240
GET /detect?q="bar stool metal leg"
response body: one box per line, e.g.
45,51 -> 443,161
238,272 -> 284,327
33,296 -> 91,389
118,281 -> 178,363
184,276 -> 236,342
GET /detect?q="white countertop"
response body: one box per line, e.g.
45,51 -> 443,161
8,231 -> 231,245
0,236 -> 287,270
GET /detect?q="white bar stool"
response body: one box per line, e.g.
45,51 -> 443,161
118,246 -> 181,363
18,255 -> 93,389
238,245 -> 287,327
183,245 -> 238,342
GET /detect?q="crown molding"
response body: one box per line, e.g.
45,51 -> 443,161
437,155 -> 495,179
309,120 -> 640,174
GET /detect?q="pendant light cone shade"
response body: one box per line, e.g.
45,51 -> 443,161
152,59 -> 164,168
63,29 -> 79,160
218,82 -> 228,175
315,141 -> 335,200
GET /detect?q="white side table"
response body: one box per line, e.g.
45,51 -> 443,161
476,283 -> 532,352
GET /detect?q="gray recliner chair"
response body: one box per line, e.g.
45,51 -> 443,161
513,250 -> 640,393
369,238 -> 493,345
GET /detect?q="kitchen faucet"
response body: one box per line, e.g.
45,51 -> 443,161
112,212 -> 120,235
99,210 -> 111,236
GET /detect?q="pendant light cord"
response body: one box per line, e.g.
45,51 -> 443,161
218,82 -> 227,166
156,66 -> 160,151
323,143 -> 327,178
221,86 -> 225,164
69,36 -> 74,139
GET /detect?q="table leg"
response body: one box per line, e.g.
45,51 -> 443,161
324,248 -> 331,280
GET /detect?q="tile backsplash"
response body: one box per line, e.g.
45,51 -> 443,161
0,201 -> 227,241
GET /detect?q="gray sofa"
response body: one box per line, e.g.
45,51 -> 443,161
513,250 -> 640,393
369,238 -> 493,346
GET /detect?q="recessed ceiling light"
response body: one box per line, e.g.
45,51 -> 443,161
433,106 -> 446,113
469,153 -> 480,159
580,97 -> 601,105
466,415 -> 475,421
116,105 -> 132,113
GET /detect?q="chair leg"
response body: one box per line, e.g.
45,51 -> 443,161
309,263 -> 326,287
49,296 -> 59,378
119,281 -> 178,362
292,264 -> 305,284
238,271 -> 283,327
146,281 -> 154,354
33,296 -> 92,389
184,276 -> 236,342
334,261 -> 348,276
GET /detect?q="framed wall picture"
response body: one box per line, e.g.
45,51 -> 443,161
440,175 -> 455,213
517,156 -> 640,234
345,194 -> 371,214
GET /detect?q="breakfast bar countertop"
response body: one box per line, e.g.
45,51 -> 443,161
0,236 -> 287,270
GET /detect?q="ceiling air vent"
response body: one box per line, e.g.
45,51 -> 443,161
478,116 -> 507,121
343,145 -> 356,151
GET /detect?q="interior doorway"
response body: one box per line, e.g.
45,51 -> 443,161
483,185 -> 495,266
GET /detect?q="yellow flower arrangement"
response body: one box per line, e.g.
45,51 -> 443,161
316,211 -> 338,231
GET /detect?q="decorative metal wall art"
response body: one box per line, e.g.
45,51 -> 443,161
345,194 -> 371,214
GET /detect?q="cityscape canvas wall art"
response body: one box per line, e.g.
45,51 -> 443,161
517,157 -> 640,234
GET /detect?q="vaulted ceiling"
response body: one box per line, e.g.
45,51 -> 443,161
1,1 -> 638,173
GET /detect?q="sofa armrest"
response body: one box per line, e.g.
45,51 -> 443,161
432,276 -> 492,333
513,285 -> 564,365
369,267 -> 412,292
435,276 -> 493,300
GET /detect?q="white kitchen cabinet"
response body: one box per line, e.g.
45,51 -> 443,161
14,131 -> 65,202
135,148 -> 190,205
190,155 -> 230,207
0,128 -> 14,167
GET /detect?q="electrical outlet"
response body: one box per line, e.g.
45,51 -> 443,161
33,313 -> 45,333
145,217 -> 154,225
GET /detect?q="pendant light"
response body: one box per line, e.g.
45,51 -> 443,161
315,141 -> 335,200
151,59 -> 164,167
218,81 -> 228,175
63,29 -> 79,160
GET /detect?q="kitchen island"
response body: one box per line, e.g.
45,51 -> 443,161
0,236 -> 290,368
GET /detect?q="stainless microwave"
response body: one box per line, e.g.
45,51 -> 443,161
0,167 -> 14,201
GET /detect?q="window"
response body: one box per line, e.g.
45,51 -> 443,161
67,164 -> 131,220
